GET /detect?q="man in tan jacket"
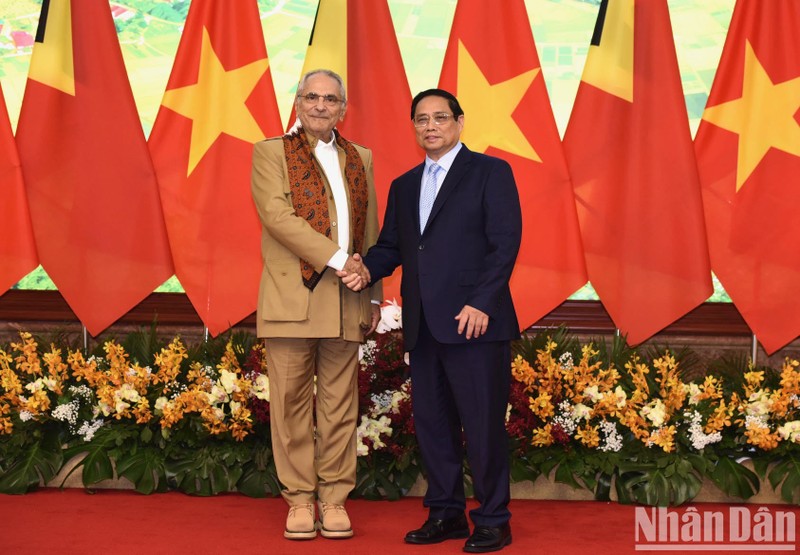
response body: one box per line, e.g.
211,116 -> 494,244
250,69 -> 381,541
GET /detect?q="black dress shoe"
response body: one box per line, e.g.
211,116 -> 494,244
404,514 -> 470,544
463,523 -> 512,553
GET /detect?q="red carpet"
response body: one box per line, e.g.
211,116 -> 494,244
1,489 -> 796,554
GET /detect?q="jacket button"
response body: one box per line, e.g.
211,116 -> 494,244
332,221 -> 337,227
418,244 -> 424,250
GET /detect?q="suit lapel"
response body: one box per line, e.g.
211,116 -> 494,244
423,146 -> 472,235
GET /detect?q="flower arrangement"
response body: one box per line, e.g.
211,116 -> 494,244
1,313 -> 799,506
506,331 -> 800,505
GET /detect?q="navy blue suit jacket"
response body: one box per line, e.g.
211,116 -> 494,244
364,145 -> 522,351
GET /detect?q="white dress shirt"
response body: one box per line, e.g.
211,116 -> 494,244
315,134 -> 350,271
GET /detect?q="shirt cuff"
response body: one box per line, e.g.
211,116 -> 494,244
327,249 -> 349,272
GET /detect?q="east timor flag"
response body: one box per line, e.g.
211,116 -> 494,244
563,0 -> 712,345
0,83 -> 37,294
296,0 -> 418,303
15,0 -> 173,335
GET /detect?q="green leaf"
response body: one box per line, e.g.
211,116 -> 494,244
708,457 -> 759,500
115,448 -> 167,494
165,444 -> 239,496
0,428 -> 63,494
767,455 -> 800,504
594,472 -> 612,501
237,461 -> 280,498
618,465 -> 702,506
554,460 -> 581,489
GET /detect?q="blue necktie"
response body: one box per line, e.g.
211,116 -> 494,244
419,163 -> 441,233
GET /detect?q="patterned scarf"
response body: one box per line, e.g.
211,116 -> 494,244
282,128 -> 369,290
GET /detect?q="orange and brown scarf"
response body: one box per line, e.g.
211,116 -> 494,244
282,129 -> 368,290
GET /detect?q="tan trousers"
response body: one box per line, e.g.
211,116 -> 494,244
264,337 -> 359,506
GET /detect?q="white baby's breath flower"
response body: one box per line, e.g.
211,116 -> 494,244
599,420 -> 623,452
684,410 -> 722,450
77,419 -> 104,442
558,352 -> 574,370
52,400 -> 80,425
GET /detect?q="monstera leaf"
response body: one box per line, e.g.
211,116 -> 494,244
0,427 -> 64,494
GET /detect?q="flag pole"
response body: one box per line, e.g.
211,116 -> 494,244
82,324 -> 88,355
204,326 -> 209,344
751,333 -> 758,366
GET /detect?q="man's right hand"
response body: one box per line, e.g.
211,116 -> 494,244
337,253 -> 370,291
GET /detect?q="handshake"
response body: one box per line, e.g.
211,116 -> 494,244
336,253 -> 371,291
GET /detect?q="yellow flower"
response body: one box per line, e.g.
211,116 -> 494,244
649,425 -> 676,452
743,370 -> 764,390
744,423 -> 780,450
529,392 -> 554,419
575,424 -> 600,448
531,424 -> 553,447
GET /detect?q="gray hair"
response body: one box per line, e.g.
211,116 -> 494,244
296,69 -> 347,103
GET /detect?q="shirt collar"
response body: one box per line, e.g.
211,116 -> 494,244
303,129 -> 337,151
424,141 -> 462,174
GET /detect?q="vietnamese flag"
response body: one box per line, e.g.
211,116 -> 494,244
15,0 -> 173,335
563,0 -> 712,345
296,0 -> 418,302
438,0 -> 588,330
695,1 -> 800,353
148,0 -> 283,335
0,83 -> 38,294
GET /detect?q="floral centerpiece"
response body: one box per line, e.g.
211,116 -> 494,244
505,330 -> 800,505
0,302 -> 419,499
2,315 -> 799,505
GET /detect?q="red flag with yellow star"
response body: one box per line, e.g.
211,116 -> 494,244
438,0 -> 588,330
0,83 -> 38,293
296,0 -> 417,302
695,1 -> 800,353
148,0 -> 282,335
563,0 -> 712,345
15,0 -> 173,335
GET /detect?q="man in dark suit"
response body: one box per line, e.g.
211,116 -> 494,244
340,88 -> 521,553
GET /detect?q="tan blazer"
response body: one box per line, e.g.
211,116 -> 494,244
250,133 -> 382,341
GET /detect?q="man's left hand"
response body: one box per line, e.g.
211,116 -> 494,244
455,305 -> 489,340
364,303 -> 381,335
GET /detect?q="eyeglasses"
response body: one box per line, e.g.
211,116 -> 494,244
413,113 -> 455,128
298,92 -> 344,106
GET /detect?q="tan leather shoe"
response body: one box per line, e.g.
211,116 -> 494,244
284,503 -> 316,540
317,502 -> 353,539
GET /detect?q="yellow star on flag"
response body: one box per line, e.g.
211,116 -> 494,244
702,40 -> 800,191
161,27 -> 269,176
456,40 -> 541,162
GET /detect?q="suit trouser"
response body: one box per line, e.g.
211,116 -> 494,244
264,337 -> 359,506
410,315 -> 512,527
